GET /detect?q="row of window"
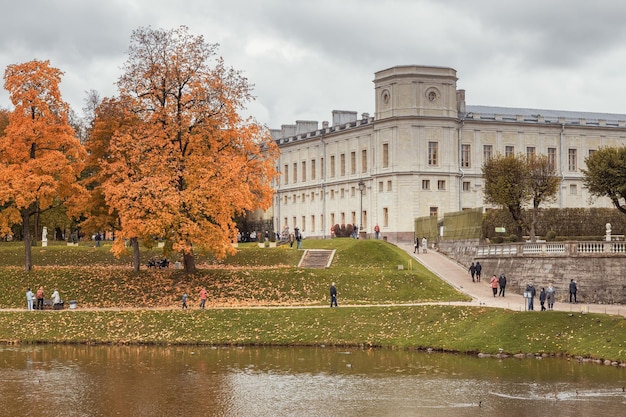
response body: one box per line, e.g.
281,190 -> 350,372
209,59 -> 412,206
283,146 -> 392,185
456,144 -> 589,171
283,143 -> 592,186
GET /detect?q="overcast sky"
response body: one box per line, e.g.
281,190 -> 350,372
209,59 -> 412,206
2,0 -> 626,128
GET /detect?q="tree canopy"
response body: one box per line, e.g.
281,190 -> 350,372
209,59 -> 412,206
99,26 -> 278,272
482,153 -> 559,241
582,146 -> 626,215
0,60 -> 86,270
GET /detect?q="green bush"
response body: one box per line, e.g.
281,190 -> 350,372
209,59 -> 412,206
546,230 -> 557,241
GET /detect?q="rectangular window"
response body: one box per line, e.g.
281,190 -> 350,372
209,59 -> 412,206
311,215 -> 315,231
351,211 -> 356,225
387,180 -> 392,191
330,213 -> 335,227
378,181 -> 384,192
350,151 -> 356,175
568,149 -> 577,171
292,216 -> 296,230
283,195 -> 287,205
382,143 -> 389,168
301,193 -> 305,201
547,147 -> 556,171
302,161 -> 306,182
526,146 -> 536,159
311,159 -> 316,180
437,180 -> 446,190
310,191 -> 315,201
330,155 -> 335,177
362,210 -> 367,229
361,149 -> 368,173
430,207 -> 438,217
588,149 -> 596,158
340,188 -> 345,198
570,184 -> 577,195
284,164 -> 289,184
462,181 -> 470,191
340,212 -> 345,225
383,207 -> 389,227
302,216 -> 306,231
340,153 -> 346,176
284,217 -> 287,228
293,163 -> 297,183
505,146 -> 514,157
330,189 -> 335,199
461,144 -> 471,168
428,142 -> 438,165
351,186 -> 355,197
483,144 -> 493,162
422,180 -> 430,190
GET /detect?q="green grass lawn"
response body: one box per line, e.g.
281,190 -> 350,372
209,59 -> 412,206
0,239 -> 468,308
1,238 -> 625,363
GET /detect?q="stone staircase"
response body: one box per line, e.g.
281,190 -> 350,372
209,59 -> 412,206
298,249 -> 335,268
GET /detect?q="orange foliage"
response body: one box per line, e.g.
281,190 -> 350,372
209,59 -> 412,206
101,27 -> 278,271
0,60 -> 87,269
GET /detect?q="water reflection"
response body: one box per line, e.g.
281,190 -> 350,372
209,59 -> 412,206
0,345 -> 624,417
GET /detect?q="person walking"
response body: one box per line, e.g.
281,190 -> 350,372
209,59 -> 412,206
546,284 -> 555,310
26,288 -> 34,311
539,287 -> 547,311
182,293 -> 188,309
330,282 -> 338,307
498,274 -> 507,297
199,288 -> 208,309
421,237 -> 428,254
525,283 -> 537,311
51,289 -> 62,310
490,275 -> 498,297
36,286 -> 44,310
468,263 -> 476,282
374,224 -> 380,239
569,279 -> 578,303
475,262 -> 482,282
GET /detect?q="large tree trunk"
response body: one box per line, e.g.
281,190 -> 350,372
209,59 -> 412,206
131,237 -> 140,272
22,207 -> 33,271
183,251 -> 196,273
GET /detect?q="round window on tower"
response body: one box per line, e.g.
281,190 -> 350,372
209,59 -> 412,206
426,87 -> 439,102
381,89 -> 390,104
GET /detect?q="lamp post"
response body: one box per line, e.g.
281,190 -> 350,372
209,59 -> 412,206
358,179 -> 365,238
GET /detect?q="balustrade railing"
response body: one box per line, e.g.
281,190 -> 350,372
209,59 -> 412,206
476,241 -> 626,257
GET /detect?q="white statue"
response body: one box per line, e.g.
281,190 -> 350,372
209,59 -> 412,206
606,223 -> 612,242
42,226 -> 48,247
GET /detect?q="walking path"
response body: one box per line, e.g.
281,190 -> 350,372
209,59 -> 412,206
398,242 -> 626,317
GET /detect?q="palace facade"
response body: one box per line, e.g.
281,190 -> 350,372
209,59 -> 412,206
265,65 -> 626,243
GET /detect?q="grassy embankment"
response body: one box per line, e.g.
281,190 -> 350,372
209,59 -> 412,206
0,239 -> 625,362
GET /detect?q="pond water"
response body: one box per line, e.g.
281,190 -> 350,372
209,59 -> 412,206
0,345 -> 624,417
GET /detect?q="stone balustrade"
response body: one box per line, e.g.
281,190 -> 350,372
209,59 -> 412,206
476,241 -> 626,257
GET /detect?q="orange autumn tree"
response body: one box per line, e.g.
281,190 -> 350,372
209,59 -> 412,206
102,26 -> 278,272
0,60 -> 86,271
81,97 -> 132,246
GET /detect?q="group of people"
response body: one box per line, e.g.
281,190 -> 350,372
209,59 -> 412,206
468,262 -> 482,282
414,237 -> 428,254
489,274 -> 507,297
525,279 -> 578,311
25,286 -> 63,310
468,260 -> 580,310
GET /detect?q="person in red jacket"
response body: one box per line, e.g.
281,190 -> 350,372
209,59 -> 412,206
199,288 -> 208,309
490,275 -> 498,297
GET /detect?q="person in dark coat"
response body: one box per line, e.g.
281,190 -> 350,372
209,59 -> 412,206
498,274 -> 507,297
539,287 -> 547,311
569,279 -> 578,303
475,262 -> 482,282
330,282 -> 338,307
468,263 -> 476,282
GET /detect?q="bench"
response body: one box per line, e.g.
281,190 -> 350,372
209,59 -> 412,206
39,299 -> 64,310
147,258 -> 169,269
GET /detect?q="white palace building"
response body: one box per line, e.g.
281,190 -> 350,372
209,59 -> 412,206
265,65 -> 626,243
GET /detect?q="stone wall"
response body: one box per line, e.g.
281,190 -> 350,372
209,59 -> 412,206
437,239 -> 480,270
438,241 -> 626,304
